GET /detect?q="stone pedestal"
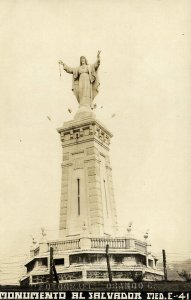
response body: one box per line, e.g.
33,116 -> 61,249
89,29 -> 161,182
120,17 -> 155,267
57,116 -> 118,238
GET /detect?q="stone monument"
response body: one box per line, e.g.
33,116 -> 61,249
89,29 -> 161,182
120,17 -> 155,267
20,52 -> 163,286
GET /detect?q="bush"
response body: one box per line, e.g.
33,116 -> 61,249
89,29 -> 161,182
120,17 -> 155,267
178,270 -> 191,282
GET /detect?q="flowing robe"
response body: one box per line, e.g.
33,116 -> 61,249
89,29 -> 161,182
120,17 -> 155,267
63,59 -> 100,108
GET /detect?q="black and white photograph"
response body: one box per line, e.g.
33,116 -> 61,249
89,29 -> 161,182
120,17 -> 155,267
0,0 -> 191,297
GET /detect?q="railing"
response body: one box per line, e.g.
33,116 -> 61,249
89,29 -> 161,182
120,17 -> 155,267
135,241 -> 146,253
48,239 -> 80,251
91,238 -> 131,249
91,238 -> 146,253
33,237 -> 146,255
34,247 -> 40,256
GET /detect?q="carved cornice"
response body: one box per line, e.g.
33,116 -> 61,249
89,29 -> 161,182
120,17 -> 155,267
57,117 -> 112,149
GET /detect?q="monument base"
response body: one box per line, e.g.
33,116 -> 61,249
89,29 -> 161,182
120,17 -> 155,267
74,105 -> 96,120
20,235 -> 163,286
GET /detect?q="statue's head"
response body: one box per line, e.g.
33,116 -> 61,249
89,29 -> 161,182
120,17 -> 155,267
80,56 -> 88,65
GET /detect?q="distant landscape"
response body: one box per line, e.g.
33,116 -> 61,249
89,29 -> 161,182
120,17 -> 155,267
158,258 -> 191,281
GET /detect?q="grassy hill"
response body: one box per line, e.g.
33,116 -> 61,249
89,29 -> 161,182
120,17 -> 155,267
158,258 -> 191,281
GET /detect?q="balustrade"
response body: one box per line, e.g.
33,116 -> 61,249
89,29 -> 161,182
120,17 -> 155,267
34,237 -> 146,255
34,247 -> 40,256
90,238 -> 146,252
91,238 -> 139,250
48,239 -> 80,251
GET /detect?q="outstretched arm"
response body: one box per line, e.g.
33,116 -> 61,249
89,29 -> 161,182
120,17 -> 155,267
94,50 -> 101,70
58,60 -> 73,74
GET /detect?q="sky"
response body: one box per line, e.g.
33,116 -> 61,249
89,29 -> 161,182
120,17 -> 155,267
0,0 -> 191,284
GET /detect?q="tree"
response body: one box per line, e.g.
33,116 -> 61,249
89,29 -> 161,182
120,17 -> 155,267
178,270 -> 191,282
